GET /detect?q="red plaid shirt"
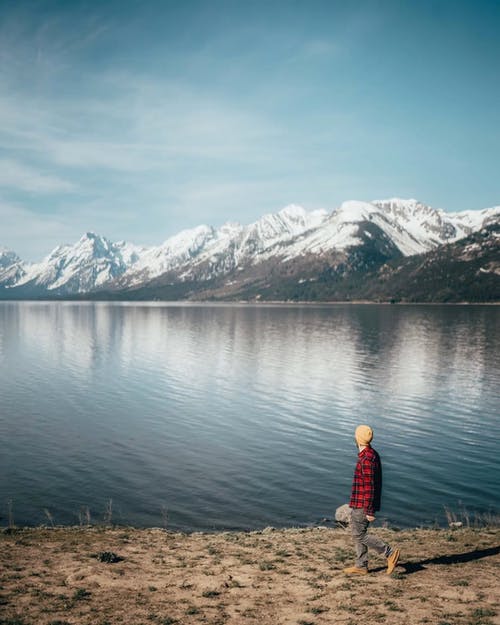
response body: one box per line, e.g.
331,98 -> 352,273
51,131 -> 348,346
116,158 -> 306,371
349,446 -> 382,516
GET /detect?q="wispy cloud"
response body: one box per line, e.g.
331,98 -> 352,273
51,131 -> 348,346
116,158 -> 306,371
0,5 -> 340,226
0,159 -> 75,193
0,73 -> 287,172
0,0 -> 496,261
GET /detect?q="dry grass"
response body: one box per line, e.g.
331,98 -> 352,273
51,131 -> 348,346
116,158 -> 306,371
0,526 -> 499,625
444,505 -> 500,530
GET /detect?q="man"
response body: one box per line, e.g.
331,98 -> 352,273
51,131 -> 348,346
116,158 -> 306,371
343,424 -> 400,576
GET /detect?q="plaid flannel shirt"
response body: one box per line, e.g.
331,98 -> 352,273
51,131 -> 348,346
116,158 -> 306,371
349,446 -> 382,516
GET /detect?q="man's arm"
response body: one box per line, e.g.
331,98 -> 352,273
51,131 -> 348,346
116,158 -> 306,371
361,456 -> 376,518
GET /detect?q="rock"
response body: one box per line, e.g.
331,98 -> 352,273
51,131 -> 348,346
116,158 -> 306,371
335,504 -> 351,524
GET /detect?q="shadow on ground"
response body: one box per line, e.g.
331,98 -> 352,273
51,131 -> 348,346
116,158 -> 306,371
372,545 -> 500,575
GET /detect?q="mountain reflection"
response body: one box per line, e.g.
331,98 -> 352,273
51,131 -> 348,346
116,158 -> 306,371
0,302 -> 498,529
2,302 -> 495,406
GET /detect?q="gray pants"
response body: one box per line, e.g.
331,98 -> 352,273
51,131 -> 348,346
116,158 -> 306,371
350,508 -> 390,569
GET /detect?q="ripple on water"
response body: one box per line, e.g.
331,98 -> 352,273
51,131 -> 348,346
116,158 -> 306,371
0,302 -> 498,529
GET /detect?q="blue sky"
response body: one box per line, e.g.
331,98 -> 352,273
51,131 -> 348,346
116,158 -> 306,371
1,0 -> 499,260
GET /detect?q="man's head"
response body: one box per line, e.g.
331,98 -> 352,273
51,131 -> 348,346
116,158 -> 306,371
355,424 -> 373,448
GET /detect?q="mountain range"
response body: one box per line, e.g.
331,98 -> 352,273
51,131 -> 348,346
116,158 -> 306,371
1,198 -> 499,302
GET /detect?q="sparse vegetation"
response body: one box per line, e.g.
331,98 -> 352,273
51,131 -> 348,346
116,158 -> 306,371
44,509 -> 56,528
471,607 -> 496,619
0,526 -> 498,624
308,606 -> 329,614
201,589 -> 220,598
444,504 -> 500,529
78,506 -> 91,526
185,606 -> 200,615
72,588 -> 91,601
258,560 -> 276,571
103,499 -> 113,525
94,551 -> 122,563
7,500 -> 14,529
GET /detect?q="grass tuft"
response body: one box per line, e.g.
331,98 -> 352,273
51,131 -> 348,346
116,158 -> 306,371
94,551 -> 122,563
72,588 -> 91,601
185,606 -> 200,615
201,590 -> 220,598
444,505 -> 500,529
308,606 -> 329,615
259,561 -> 276,571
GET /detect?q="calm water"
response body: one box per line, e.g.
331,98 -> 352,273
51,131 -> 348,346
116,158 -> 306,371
0,302 -> 499,530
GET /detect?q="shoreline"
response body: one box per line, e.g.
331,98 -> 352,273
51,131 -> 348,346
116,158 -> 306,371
1,298 -> 499,306
2,525 -> 499,624
1,515 -> 496,535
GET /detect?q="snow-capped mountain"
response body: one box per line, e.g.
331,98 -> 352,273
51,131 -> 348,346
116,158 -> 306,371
0,249 -> 20,268
1,198 -> 498,298
116,204 -> 329,287
356,220 -> 500,303
12,232 -> 148,294
287,197 -> 499,258
0,249 -> 26,286
117,198 -> 499,287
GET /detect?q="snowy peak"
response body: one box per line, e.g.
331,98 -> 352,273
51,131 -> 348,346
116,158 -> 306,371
214,205 -> 328,264
334,200 -> 379,223
126,225 -> 217,282
119,205 -> 329,286
14,232 -> 148,293
335,198 -> 494,256
279,204 -> 308,219
0,248 -> 26,286
279,198 -> 500,259
448,205 -> 500,230
78,231 -> 111,251
0,248 -> 22,268
373,198 -> 500,249
278,203 -> 328,228
373,197 -> 428,213
1,198 -> 498,296
252,204 -> 328,240
114,240 -> 149,266
372,198 -> 448,229
160,225 -> 215,256
225,204 -> 329,262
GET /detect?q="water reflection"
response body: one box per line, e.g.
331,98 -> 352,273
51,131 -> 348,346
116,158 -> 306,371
0,302 -> 498,529
2,303 -> 495,403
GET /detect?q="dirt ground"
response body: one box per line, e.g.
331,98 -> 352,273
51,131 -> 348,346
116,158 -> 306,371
0,526 -> 498,625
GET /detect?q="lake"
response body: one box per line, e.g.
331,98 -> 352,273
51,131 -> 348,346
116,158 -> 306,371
0,302 -> 498,531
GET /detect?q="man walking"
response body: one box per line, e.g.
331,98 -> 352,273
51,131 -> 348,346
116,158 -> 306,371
343,424 -> 400,575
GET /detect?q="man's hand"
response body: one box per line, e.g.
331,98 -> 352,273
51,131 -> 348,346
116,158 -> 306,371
366,515 -> 376,522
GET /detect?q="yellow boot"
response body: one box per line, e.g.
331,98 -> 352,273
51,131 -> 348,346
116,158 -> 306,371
387,548 -> 400,575
343,566 -> 368,575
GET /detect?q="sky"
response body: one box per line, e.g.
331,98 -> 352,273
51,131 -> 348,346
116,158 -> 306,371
1,0 -> 499,260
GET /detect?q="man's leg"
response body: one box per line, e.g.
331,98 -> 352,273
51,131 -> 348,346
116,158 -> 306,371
365,532 -> 391,557
347,509 -> 398,574
350,508 -> 369,569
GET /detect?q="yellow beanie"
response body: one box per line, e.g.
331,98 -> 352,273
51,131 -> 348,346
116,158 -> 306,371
355,425 -> 373,446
